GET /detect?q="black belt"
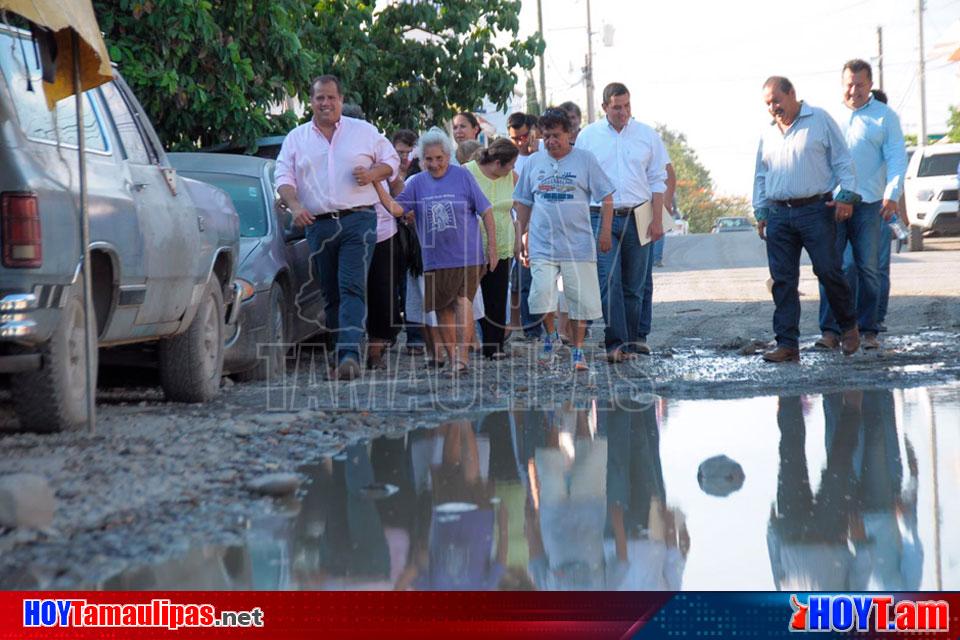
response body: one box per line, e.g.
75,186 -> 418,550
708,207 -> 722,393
314,206 -> 373,220
590,203 -> 645,216
772,193 -> 831,209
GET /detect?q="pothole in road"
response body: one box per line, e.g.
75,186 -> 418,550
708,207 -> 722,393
83,384 -> 960,591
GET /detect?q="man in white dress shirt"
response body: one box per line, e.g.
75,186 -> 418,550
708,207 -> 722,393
576,83 -> 668,361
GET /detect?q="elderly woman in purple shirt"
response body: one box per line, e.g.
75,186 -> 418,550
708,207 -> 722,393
374,128 -> 497,375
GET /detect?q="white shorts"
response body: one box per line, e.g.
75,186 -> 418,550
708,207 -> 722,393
405,273 -> 484,327
528,260 -> 602,321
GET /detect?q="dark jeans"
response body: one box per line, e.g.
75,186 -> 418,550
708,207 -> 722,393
638,237 -> 655,342
765,201 -> 856,349
518,261 -> 543,337
603,403 -> 664,534
652,236 -> 665,264
480,258 -> 511,357
818,200 -> 882,335
771,395 -> 860,545
855,390 -> 901,512
877,222 -> 891,325
306,209 -> 377,364
591,212 -> 650,353
844,221 -> 894,328
366,233 -> 401,342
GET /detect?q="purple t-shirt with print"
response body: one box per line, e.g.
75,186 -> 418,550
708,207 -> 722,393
396,165 -> 491,272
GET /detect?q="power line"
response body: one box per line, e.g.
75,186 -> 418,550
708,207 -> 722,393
633,60 -> 918,87
896,67 -> 919,112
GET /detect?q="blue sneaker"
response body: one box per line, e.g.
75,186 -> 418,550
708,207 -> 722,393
539,335 -> 556,363
571,348 -> 588,372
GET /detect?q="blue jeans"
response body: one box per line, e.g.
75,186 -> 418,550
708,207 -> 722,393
518,260 -> 543,337
306,209 -> 377,364
766,201 -> 856,349
824,215 -> 893,331
638,240 -> 654,341
652,236 -> 665,264
818,200 -> 882,335
877,221 -> 891,326
591,211 -> 650,353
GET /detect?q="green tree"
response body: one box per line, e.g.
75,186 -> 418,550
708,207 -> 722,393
657,125 -> 750,233
332,0 -> 542,132
94,0 -> 542,151
95,0 -> 317,150
947,105 -> 960,143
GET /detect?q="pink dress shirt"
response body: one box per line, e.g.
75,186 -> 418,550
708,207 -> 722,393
275,117 -> 400,215
374,201 -> 399,243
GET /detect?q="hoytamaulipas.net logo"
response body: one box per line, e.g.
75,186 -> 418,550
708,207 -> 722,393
23,598 -> 264,630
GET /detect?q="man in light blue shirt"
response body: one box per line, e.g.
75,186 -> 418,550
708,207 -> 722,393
753,76 -> 861,362
818,59 -> 907,352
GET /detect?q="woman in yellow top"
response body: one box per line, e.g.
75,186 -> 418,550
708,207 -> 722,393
464,138 -> 519,359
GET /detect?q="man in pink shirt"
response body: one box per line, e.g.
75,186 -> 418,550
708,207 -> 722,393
276,75 -> 399,380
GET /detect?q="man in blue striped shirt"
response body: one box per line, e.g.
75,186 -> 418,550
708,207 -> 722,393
753,76 -> 861,363
817,59 -> 907,352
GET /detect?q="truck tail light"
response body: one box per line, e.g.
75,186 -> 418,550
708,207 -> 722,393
1,192 -> 42,268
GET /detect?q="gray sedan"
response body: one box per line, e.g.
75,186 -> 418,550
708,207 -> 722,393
169,153 -> 325,380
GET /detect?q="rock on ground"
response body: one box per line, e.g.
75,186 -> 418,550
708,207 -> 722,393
0,474 -> 55,529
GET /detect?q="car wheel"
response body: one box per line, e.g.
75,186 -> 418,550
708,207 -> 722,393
234,282 -> 288,382
12,283 -> 97,432
159,279 -> 224,402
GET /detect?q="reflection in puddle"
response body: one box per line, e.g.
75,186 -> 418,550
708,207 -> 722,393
101,386 -> 960,591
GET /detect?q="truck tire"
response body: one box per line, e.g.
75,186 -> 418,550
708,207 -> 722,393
907,224 -> 924,252
11,284 -> 97,432
159,279 -> 224,402
234,282 -> 287,382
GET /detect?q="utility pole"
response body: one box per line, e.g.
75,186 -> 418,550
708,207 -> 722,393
584,0 -> 595,122
537,0 -> 546,114
876,26 -> 884,90
918,0 -> 927,147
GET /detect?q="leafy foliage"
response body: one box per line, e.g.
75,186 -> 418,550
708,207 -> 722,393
93,0 -> 542,151
947,105 -> 960,144
657,125 -> 751,233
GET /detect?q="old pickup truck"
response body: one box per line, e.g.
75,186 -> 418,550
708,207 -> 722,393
0,25 -> 240,432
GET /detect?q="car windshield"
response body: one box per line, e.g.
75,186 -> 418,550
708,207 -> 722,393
181,172 -> 267,238
719,218 -> 748,228
917,152 -> 960,178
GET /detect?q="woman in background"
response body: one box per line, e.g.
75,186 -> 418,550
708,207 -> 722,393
464,139 -> 519,359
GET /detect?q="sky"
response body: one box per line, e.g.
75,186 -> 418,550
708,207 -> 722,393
513,0 -> 960,198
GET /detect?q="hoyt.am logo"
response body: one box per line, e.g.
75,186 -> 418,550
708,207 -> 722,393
789,595 -> 950,633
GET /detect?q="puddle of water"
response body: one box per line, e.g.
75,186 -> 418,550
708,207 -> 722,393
887,363 -> 946,374
99,385 -> 960,591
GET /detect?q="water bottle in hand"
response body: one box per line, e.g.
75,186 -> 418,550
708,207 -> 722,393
888,214 -> 909,241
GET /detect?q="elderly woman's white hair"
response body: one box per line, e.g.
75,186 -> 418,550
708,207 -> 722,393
417,126 -> 454,160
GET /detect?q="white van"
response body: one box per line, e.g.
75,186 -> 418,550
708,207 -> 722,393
904,142 -> 960,235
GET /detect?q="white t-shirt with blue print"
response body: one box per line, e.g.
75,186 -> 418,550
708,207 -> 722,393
514,147 -> 615,263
